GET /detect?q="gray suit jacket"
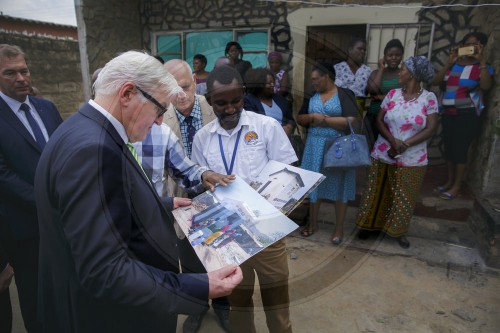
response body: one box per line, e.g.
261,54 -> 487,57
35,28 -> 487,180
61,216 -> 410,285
163,95 -> 215,197
35,103 -> 209,333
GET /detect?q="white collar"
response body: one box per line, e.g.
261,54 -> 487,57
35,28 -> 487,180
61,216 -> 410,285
89,99 -> 128,144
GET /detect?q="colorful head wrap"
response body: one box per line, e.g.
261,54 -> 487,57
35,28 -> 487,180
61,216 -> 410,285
403,56 -> 435,84
267,51 -> 282,60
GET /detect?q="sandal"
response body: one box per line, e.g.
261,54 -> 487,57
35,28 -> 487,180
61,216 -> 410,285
397,236 -> 410,249
439,191 -> 461,200
300,227 -> 315,237
433,186 -> 446,194
331,236 -> 343,246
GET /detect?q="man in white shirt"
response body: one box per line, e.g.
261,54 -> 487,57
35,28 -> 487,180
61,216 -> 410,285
191,65 -> 297,333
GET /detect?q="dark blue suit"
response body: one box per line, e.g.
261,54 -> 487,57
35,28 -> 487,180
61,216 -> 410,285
35,103 -> 209,333
0,95 -> 62,332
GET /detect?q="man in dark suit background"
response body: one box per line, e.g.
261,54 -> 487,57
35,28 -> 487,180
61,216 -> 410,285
34,50 -> 242,333
0,44 -> 63,332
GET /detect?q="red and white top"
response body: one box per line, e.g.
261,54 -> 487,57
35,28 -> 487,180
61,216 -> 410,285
371,88 -> 438,167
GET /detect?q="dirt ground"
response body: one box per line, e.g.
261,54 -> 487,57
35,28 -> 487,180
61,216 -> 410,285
180,233 -> 500,333
11,232 -> 500,333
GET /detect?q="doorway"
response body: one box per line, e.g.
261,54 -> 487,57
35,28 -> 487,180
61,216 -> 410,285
304,24 -> 366,96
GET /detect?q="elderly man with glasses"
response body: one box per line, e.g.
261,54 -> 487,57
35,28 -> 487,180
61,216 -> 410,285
35,51 -> 242,333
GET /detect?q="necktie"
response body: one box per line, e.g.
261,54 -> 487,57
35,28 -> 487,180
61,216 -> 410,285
20,103 -> 46,149
127,142 -> 144,168
185,116 -> 196,145
184,116 -> 197,157
126,142 -> 152,185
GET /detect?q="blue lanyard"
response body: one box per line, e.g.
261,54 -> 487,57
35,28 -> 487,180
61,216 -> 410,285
218,127 -> 243,175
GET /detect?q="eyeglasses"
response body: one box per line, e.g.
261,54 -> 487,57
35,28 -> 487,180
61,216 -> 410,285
136,86 -> 168,118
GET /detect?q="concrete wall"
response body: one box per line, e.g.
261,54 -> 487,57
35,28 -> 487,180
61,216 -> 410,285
288,5 -> 421,111
78,0 -> 142,98
0,32 -> 83,119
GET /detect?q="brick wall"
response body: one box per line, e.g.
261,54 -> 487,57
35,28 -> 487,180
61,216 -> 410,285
0,32 -> 83,119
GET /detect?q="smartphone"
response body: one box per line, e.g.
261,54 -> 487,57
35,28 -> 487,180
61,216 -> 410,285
458,46 -> 475,56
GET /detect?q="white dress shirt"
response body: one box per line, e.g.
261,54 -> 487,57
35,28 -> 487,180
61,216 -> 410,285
191,110 -> 297,183
0,91 -> 49,141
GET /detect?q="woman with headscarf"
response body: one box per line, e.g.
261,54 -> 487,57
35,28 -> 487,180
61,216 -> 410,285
297,62 -> 359,245
431,32 -> 494,200
267,51 -> 290,98
356,56 -> 438,249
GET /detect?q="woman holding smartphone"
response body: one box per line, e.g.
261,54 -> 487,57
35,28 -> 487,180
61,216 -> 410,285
432,32 -> 494,200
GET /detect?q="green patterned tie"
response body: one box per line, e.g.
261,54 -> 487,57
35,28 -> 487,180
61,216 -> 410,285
127,142 -> 150,183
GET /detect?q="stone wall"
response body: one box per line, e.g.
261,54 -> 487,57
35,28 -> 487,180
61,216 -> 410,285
418,0 -> 500,268
80,0 -> 142,79
418,1 -> 500,197
139,0 -> 292,68
0,32 -> 83,119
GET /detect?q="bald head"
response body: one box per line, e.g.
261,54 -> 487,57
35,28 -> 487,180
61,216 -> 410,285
214,56 -> 231,68
164,59 -> 196,115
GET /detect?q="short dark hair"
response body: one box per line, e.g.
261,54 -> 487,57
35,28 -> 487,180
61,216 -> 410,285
384,39 -> 404,55
461,32 -> 488,46
244,68 -> 274,95
225,41 -> 244,59
206,65 -> 244,96
193,54 -> 207,65
312,62 -> 336,82
348,37 -> 366,50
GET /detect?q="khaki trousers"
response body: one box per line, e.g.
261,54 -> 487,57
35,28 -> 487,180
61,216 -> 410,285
228,239 -> 292,333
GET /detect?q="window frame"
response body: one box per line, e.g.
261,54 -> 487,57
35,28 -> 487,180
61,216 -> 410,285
152,27 -> 270,69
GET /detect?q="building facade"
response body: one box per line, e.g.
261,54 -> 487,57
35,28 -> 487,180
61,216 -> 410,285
76,0 -> 500,265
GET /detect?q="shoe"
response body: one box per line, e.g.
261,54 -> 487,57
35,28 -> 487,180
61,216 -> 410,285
331,236 -> 343,245
433,186 -> 446,194
300,227 -> 315,237
213,307 -> 230,332
183,311 -> 207,333
397,236 -> 410,249
357,230 -> 372,240
439,191 -> 461,200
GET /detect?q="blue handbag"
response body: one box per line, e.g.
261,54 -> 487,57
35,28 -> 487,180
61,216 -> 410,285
322,118 -> 371,169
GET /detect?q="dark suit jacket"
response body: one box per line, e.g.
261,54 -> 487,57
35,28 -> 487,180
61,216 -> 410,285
35,103 -> 209,333
244,93 -> 296,128
0,96 -> 62,240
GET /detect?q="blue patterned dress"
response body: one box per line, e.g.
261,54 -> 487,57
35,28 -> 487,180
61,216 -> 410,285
300,92 -> 356,203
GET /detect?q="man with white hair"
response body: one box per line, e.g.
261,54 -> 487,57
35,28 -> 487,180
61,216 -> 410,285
35,51 -> 242,333
162,59 -> 217,197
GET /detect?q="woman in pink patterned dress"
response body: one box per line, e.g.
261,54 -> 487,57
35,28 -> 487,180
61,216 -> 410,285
356,56 -> 438,249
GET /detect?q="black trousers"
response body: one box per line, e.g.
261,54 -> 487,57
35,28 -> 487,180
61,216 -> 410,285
0,288 -> 12,333
0,222 -> 40,333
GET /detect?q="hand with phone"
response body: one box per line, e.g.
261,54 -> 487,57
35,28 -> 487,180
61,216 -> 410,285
447,48 -> 459,66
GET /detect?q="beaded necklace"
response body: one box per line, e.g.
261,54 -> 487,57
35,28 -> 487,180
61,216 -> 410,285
402,86 -> 423,102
